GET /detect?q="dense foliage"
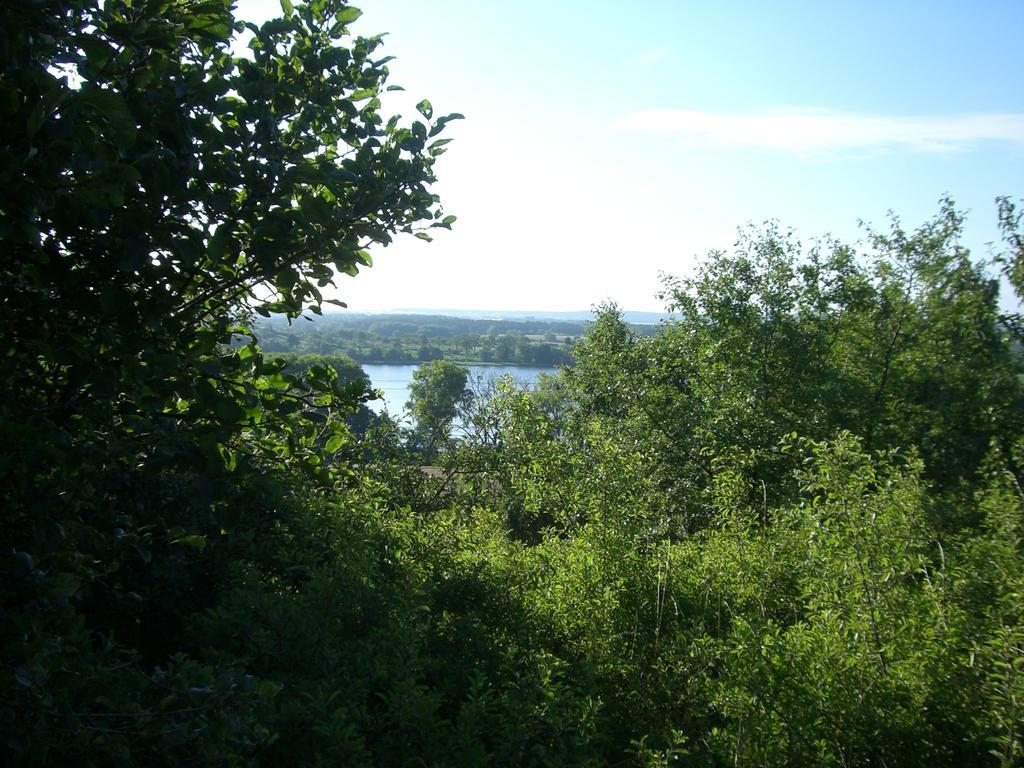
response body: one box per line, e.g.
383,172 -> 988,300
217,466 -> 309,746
1,0 -> 458,762
3,1 -> 1024,766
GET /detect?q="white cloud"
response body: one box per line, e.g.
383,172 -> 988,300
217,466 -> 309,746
616,109 -> 1024,152
632,47 -> 673,68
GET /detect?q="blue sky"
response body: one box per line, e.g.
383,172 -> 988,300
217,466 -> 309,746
237,0 -> 1024,311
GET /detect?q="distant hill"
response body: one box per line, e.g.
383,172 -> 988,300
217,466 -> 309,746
389,308 -> 674,325
255,308 -> 676,366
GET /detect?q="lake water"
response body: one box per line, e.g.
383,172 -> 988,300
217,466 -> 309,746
362,363 -> 558,418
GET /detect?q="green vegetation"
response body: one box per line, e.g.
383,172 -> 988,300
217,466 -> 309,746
3,1 -> 1024,766
406,359 -> 471,457
256,313 -> 580,365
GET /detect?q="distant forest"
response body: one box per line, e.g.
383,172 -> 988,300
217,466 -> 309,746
255,312 -> 654,366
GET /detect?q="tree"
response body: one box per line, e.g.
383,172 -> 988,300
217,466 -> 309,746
269,352 -> 380,436
1,0 -> 457,759
2,0 -> 462,492
997,196 -> 1024,342
407,359 -> 470,455
495,333 -> 517,361
560,203 -> 1023,533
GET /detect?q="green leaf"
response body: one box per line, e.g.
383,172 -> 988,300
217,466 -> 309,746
260,18 -> 293,36
79,36 -> 117,69
428,113 -> 464,137
26,101 -> 47,138
82,87 -> 136,148
280,0 -> 294,16
171,533 -> 208,552
416,99 -> 433,120
335,6 -> 363,23
258,679 -> 282,699
47,572 -> 80,599
186,11 -> 233,41
208,224 -> 233,262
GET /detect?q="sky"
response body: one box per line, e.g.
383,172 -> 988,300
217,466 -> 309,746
236,0 -> 1024,313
